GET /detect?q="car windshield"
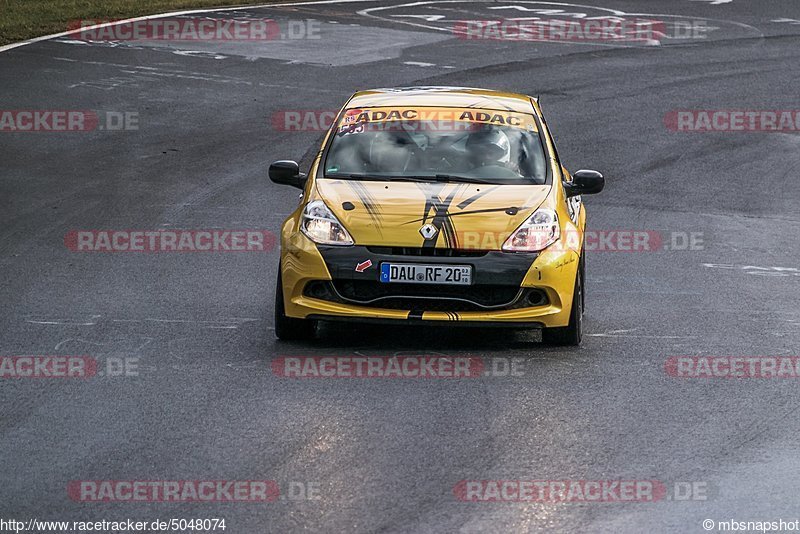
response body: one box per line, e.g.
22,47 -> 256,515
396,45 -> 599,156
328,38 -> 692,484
323,106 -> 547,184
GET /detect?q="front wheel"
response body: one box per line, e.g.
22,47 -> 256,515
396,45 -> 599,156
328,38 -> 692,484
274,269 -> 314,341
541,271 -> 583,346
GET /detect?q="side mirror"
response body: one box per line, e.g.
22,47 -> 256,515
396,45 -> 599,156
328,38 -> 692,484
269,160 -> 307,189
565,169 -> 604,197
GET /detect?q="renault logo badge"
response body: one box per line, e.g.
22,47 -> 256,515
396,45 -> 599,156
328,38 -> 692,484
419,223 -> 438,239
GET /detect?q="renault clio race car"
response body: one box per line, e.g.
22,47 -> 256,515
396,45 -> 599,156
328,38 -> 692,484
270,87 -> 604,345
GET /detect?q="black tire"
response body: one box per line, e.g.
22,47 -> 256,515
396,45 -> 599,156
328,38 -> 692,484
274,269 -> 314,341
579,247 -> 586,312
541,269 -> 583,346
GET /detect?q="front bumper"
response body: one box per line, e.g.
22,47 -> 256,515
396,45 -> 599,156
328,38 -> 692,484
280,232 -> 580,327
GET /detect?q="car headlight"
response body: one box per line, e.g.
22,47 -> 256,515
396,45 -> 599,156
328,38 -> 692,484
502,207 -> 560,252
300,200 -> 354,246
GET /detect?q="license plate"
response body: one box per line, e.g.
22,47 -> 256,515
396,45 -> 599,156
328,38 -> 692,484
379,263 -> 472,285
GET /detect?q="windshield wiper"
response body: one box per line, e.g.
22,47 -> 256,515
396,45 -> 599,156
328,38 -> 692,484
323,173 -> 495,184
324,173 -> 385,180
400,174 -> 495,184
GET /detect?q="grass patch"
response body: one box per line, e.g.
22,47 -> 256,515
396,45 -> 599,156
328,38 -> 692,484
0,0 -> 291,46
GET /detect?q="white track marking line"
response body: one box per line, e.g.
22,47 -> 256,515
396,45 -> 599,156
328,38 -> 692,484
357,1 -> 763,47
0,0 -> 374,53
359,1 -> 626,33
0,0 -> 763,55
586,333 -> 697,338
27,320 -> 97,326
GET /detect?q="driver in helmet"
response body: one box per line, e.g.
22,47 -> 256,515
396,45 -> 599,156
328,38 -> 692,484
465,127 -> 512,170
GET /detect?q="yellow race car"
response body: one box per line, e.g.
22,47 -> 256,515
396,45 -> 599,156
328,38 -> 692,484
270,87 -> 604,345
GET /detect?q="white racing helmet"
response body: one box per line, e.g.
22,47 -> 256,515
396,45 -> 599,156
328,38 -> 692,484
466,128 -> 511,166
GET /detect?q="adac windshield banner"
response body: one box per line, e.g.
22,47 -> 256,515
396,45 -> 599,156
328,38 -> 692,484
339,106 -> 539,132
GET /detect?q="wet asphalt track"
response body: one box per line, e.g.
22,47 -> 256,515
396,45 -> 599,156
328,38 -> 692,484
2,0 -> 800,532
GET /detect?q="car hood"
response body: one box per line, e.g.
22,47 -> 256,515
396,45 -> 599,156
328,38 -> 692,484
313,179 -> 551,250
